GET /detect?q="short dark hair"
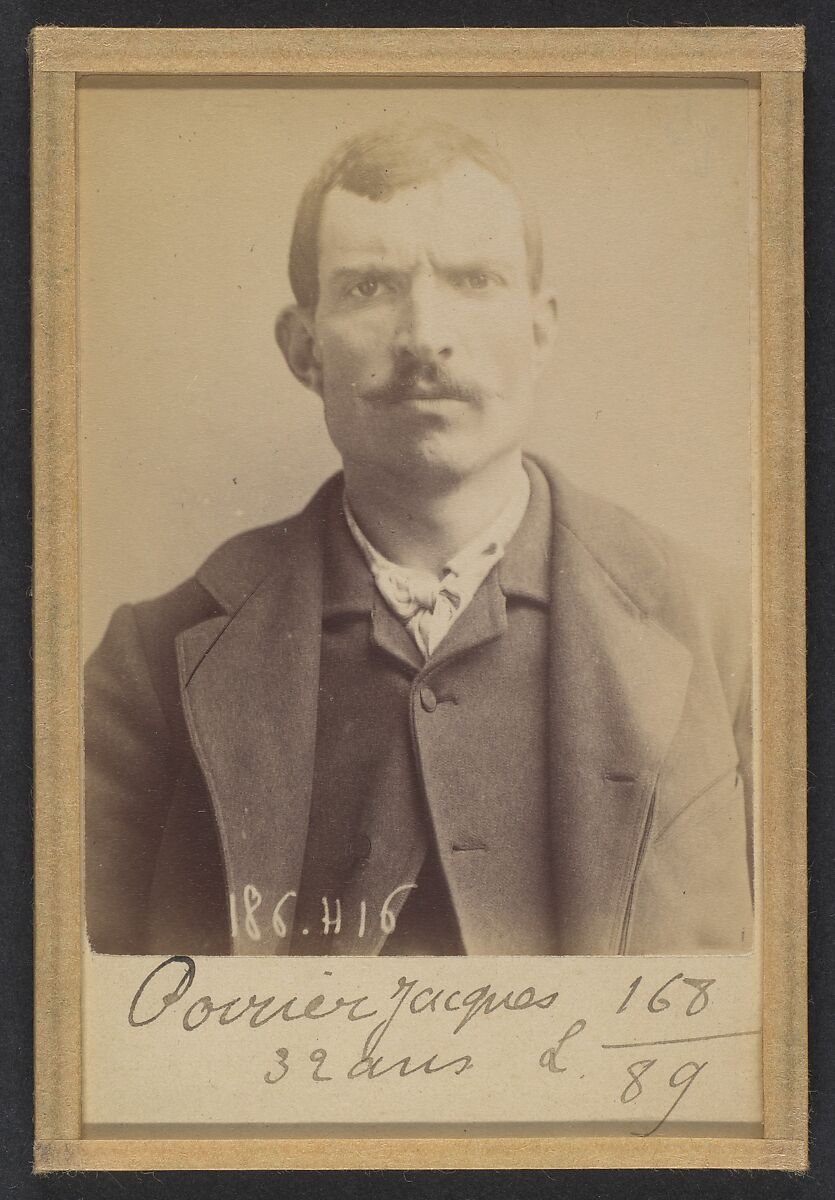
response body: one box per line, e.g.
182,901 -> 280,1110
288,120 -> 544,311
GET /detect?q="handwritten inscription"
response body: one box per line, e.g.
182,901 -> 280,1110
615,973 -> 716,1017
126,958 -> 760,1136
619,1059 -> 709,1137
129,957 -> 558,1043
264,1044 -> 474,1083
229,884 -> 416,942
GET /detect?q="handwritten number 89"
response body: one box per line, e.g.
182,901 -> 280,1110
620,1058 -> 709,1137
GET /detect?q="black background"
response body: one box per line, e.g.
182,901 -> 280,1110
1,1 -> 832,1197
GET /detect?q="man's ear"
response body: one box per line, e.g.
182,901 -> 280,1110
532,291 -> 558,362
275,305 -> 323,396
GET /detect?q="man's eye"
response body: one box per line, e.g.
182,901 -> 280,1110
347,277 -> 388,300
455,270 -> 499,291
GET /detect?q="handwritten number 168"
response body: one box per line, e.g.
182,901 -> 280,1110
616,973 -> 715,1017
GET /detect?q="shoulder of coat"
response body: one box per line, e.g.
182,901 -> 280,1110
194,472 -> 343,611
528,452 -> 741,630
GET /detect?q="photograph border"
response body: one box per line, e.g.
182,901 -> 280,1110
30,25 -> 807,1172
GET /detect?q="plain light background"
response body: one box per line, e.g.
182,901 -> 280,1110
78,76 -> 756,656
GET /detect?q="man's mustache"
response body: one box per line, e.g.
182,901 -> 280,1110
360,364 -> 485,407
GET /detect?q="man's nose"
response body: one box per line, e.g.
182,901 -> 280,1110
394,278 -> 453,363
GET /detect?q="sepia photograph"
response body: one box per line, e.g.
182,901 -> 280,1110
81,78 -> 755,960
31,26 -> 806,1169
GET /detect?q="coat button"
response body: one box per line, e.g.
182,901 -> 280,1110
419,685 -> 437,713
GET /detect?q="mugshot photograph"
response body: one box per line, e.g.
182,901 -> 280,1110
83,120 -> 754,958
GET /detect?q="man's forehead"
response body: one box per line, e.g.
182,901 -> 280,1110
317,162 -> 528,266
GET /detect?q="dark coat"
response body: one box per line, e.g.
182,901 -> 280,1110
84,456 -> 754,956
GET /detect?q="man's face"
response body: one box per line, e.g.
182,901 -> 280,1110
304,162 -> 554,488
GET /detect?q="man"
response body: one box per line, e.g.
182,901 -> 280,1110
85,120 -> 753,957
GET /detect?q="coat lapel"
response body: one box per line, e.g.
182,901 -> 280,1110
540,463 -> 694,955
176,483 -> 337,956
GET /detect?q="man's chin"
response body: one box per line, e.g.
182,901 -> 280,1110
383,435 -> 499,489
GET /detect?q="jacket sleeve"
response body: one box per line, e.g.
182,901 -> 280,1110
84,604 -> 174,952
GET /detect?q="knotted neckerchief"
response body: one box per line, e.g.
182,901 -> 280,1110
344,470 -> 531,659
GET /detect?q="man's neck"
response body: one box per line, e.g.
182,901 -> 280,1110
342,452 -> 527,576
